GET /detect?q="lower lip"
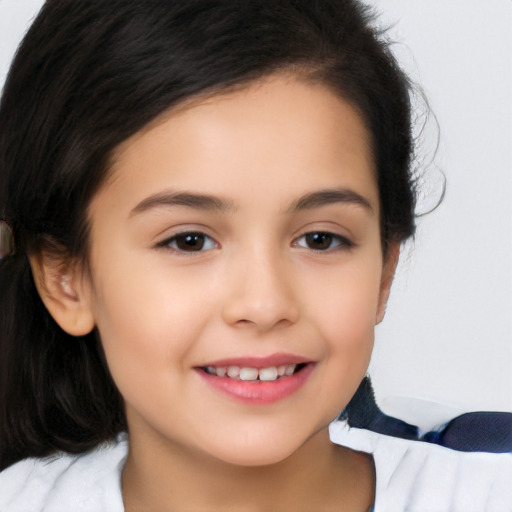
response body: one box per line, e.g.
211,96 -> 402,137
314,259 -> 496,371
196,364 -> 315,405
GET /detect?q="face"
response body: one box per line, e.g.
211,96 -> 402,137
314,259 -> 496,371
81,75 -> 394,466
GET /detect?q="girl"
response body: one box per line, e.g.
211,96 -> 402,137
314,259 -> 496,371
0,1 -> 510,511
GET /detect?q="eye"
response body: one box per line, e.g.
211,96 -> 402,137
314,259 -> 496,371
294,232 -> 353,251
159,232 -> 217,253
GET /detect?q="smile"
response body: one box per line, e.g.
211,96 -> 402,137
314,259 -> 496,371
203,364 -> 300,381
196,355 -> 315,404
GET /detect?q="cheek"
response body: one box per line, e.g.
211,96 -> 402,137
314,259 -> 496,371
88,259 -> 213,391
304,256 -> 383,342
302,256 -> 382,397
314,300 -> 377,420
319,287 -> 377,371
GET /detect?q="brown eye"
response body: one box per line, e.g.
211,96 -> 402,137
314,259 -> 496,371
162,232 -> 217,252
295,232 -> 353,251
305,233 -> 333,250
175,233 -> 205,251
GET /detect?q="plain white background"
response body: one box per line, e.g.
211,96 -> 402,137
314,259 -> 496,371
1,0 -> 510,427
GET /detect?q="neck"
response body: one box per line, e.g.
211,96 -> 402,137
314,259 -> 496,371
122,425 -> 375,512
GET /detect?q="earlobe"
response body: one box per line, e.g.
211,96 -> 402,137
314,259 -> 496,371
375,243 -> 400,325
29,252 -> 95,336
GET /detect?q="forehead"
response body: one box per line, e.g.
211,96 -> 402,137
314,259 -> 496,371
96,74 -> 378,215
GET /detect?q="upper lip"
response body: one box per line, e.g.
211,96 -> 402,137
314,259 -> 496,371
199,353 -> 313,369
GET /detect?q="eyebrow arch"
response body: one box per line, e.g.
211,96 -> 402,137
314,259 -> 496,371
287,188 -> 374,214
130,190 -> 236,217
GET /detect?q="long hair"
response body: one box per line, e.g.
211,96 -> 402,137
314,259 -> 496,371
0,0 -> 416,470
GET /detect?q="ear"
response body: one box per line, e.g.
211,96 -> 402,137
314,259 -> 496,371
29,251 -> 95,336
375,242 -> 400,325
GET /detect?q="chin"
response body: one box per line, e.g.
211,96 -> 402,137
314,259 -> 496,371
201,425 -> 323,468
214,444 -> 298,468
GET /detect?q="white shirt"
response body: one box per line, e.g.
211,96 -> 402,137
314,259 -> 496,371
1,421 -> 511,512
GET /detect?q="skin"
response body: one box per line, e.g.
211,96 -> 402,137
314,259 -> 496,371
34,74 -> 398,511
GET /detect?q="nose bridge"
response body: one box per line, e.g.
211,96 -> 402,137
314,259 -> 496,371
221,241 -> 299,330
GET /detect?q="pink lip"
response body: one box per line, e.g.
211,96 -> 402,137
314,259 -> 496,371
200,353 -> 311,369
195,357 -> 316,405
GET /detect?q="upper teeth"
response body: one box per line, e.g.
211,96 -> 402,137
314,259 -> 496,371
205,364 -> 297,381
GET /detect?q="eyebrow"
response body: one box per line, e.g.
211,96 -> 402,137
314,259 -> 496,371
130,187 -> 373,218
287,188 -> 373,214
130,191 -> 236,217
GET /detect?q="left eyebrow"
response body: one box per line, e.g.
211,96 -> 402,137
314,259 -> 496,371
129,190 -> 237,217
287,188 -> 374,214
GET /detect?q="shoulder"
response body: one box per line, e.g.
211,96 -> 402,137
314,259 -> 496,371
0,435 -> 128,512
330,420 -> 512,512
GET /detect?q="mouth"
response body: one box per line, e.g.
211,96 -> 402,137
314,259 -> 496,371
195,356 -> 315,404
201,363 -> 307,381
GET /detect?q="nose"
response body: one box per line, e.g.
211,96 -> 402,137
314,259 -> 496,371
221,250 -> 300,331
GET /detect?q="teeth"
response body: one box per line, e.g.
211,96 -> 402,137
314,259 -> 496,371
239,367 -> 259,381
206,364 -> 298,380
227,366 -> 240,379
259,367 -> 278,381
285,364 -> 296,376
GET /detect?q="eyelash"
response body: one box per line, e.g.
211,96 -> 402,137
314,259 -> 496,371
293,232 -> 354,252
156,232 -> 218,254
157,230 -> 353,254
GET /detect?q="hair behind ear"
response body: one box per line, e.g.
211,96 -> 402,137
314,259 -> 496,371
376,242 -> 400,324
0,252 -> 126,471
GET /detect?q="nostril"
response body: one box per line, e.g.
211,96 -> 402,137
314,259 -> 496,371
235,319 -> 255,327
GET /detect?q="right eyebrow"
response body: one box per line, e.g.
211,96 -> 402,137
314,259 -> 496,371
129,190 -> 237,217
286,188 -> 374,214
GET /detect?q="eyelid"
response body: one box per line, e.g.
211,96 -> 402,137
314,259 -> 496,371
292,231 -> 354,252
155,229 -> 219,254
